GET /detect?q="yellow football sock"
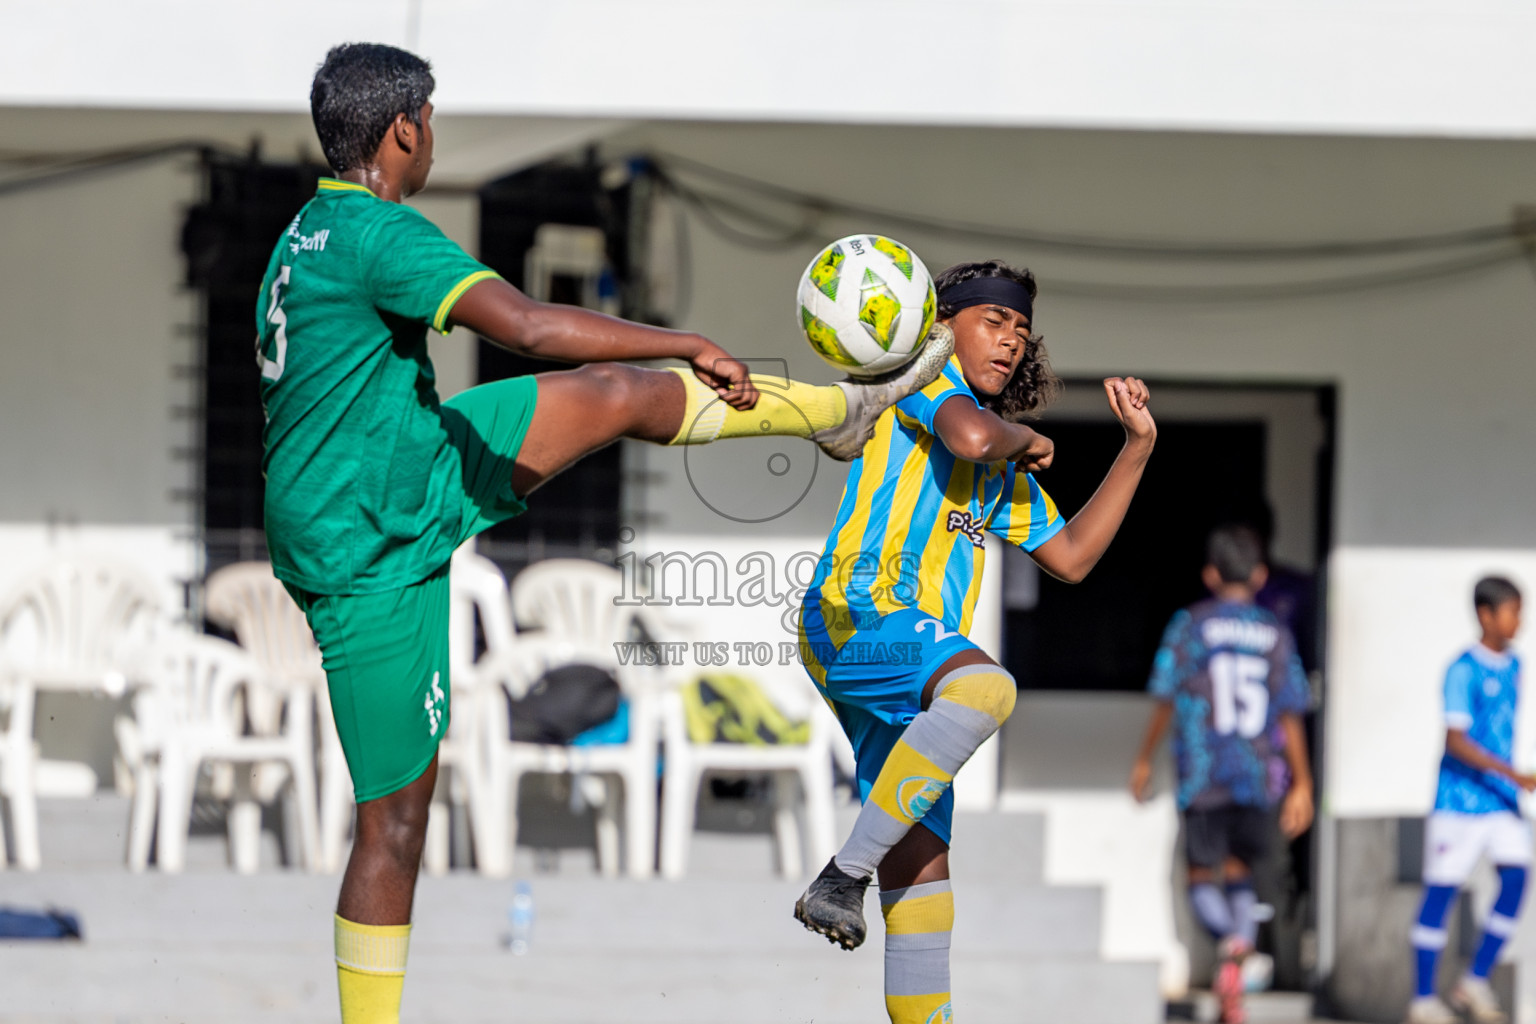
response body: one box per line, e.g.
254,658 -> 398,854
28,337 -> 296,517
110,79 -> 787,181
665,367 -> 846,444
866,739 -> 955,826
882,880 -> 954,1024
335,914 -> 410,1024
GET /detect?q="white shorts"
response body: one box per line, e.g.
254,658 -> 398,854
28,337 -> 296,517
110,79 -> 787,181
1423,811 -> 1533,886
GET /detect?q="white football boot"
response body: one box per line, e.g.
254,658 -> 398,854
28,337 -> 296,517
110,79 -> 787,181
1452,975 -> 1508,1024
811,323 -> 955,462
1404,995 -> 1459,1024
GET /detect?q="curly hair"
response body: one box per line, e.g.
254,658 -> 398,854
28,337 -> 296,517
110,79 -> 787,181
933,260 -> 1061,422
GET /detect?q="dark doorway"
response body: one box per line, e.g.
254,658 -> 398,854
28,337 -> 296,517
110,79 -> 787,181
471,157 -> 650,575
1003,419 -> 1268,692
998,381 -> 1336,995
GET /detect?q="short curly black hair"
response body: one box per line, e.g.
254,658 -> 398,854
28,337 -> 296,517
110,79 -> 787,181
310,43 -> 435,174
933,260 -> 1061,422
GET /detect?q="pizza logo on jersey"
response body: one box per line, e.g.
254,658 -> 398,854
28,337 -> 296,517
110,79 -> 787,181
945,510 -> 985,548
896,776 -> 948,822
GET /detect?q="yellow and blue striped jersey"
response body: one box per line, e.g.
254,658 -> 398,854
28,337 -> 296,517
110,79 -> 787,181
804,356 -> 1064,643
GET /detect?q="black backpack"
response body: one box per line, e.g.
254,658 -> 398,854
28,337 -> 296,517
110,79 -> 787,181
507,663 -> 621,745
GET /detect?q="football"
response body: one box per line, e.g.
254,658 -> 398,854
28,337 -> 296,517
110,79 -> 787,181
796,233 -> 938,378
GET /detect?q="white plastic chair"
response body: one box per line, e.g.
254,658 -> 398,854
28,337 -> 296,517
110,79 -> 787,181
479,635 -> 661,878
0,554 -> 163,870
474,559 -> 664,879
509,559 -> 640,649
422,549 -> 514,875
120,630 -> 320,873
204,562 -> 347,872
658,678 -> 838,880
0,675 -> 37,872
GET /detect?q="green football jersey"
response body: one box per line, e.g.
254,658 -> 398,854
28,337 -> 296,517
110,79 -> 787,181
255,178 -> 499,594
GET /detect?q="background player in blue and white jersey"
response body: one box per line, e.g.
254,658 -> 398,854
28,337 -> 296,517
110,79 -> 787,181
1406,577 -> 1531,1024
795,260 -> 1157,1024
1131,524 -> 1313,1024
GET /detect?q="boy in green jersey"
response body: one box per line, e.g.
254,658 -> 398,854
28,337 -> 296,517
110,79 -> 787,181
260,43 -> 954,1023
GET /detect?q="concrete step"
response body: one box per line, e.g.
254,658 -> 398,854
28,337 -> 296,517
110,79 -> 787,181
0,870 -> 1103,957
0,870 -> 1154,1023
31,796 -> 1050,886
34,793 -> 298,873
1174,989 -> 1316,1024
949,808 -> 1047,885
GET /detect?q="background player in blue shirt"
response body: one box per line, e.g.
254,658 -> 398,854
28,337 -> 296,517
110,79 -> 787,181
1407,577 -> 1531,1024
1131,524 -> 1313,1024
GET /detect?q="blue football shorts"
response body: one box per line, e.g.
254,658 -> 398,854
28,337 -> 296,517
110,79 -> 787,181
799,602 -> 981,845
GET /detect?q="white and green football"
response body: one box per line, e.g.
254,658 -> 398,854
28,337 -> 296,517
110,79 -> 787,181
796,233 -> 938,378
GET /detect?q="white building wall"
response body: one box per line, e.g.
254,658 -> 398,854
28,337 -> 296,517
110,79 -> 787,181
0,164 -> 481,608
0,157 -> 202,607
7,1 -> 1536,139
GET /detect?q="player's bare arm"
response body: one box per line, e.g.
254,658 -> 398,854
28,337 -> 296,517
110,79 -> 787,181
449,278 -> 759,409
1446,728 -> 1536,791
341,87 -> 760,412
1130,700 -> 1174,802
1279,713 -> 1316,836
1030,377 -> 1156,583
932,301 -> 1055,468
932,396 -> 1055,469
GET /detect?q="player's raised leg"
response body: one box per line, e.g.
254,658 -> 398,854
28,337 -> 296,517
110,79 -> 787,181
796,647 -> 1016,950
501,328 -> 956,495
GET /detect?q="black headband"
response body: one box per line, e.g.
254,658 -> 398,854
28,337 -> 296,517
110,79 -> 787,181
938,277 -> 1033,322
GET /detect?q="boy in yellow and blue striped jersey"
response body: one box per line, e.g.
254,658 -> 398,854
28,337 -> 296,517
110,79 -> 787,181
795,260 -> 1158,1024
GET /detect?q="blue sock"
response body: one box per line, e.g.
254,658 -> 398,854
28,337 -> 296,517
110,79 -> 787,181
1190,882 -> 1235,940
1412,885 -> 1456,998
1226,878 -> 1258,947
1471,866 -> 1527,979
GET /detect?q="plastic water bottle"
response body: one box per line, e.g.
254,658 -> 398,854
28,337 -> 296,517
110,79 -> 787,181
507,882 -> 534,956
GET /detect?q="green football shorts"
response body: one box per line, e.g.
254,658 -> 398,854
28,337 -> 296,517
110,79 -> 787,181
288,376 -> 539,802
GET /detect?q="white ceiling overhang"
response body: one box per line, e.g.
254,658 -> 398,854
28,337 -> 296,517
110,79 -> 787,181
3,0 -> 1535,140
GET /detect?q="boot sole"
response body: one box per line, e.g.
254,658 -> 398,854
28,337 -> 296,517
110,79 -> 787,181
813,324 -> 956,462
793,896 -> 864,951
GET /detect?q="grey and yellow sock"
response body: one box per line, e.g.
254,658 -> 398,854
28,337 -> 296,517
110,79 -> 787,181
334,914 -> 410,1024
834,665 -> 1017,880
882,880 -> 955,1024
664,367 -> 847,444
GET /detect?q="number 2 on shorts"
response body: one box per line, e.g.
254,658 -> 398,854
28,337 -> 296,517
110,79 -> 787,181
914,617 -> 959,644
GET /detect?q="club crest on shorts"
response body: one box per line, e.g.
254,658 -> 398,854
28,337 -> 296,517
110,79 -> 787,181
424,671 -> 445,737
897,776 -> 947,821
945,510 -> 985,548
